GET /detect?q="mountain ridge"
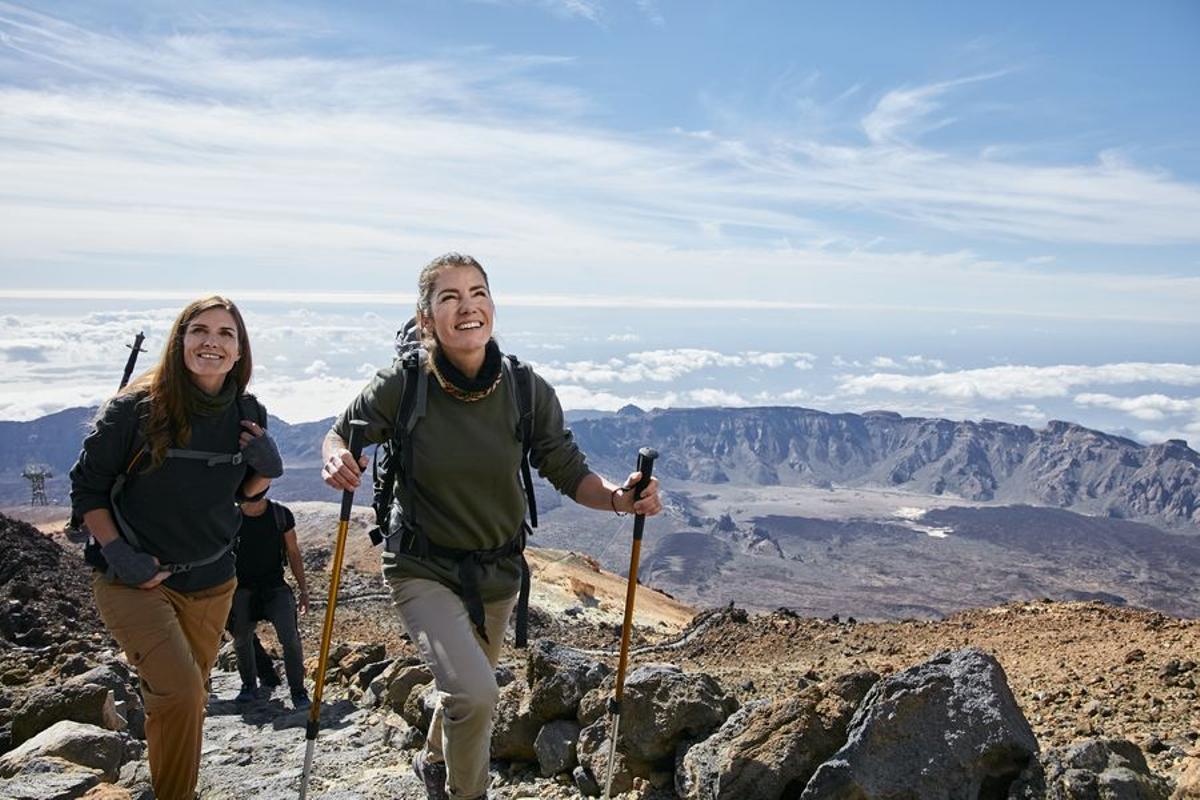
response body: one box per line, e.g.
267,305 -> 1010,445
2,404 -> 1197,530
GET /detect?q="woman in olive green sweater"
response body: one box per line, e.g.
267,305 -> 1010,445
322,253 -> 661,800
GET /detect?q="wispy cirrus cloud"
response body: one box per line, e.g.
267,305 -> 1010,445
1,4 -> 1198,321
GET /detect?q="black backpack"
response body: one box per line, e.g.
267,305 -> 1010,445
367,319 -> 539,646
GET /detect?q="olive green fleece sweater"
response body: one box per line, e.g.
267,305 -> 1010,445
333,355 -> 591,602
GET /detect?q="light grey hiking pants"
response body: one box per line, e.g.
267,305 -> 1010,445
386,575 -> 516,800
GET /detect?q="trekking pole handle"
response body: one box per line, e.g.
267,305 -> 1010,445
341,421 -> 367,520
631,447 -> 657,541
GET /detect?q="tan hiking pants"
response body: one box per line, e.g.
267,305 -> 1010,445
92,574 -> 236,800
386,575 -> 516,800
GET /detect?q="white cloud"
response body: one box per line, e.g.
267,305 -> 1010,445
685,388 -> 748,407
839,363 -> 1200,400
303,360 -> 329,377
251,375 -> 365,423
870,356 -> 900,369
1074,392 -> 1200,421
534,348 -> 819,384
607,333 -> 640,342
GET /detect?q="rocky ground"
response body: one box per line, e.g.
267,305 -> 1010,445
2,508 -> 1198,798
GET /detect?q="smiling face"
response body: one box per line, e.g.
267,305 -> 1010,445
181,306 -> 241,394
421,264 -> 495,367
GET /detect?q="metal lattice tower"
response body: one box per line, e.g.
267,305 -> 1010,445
21,465 -> 53,506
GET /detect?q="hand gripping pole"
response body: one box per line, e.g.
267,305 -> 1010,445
603,447 -> 658,799
299,420 -> 366,800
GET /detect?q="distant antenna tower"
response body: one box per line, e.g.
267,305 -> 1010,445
22,465 -> 53,506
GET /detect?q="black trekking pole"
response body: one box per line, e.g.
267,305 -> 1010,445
603,447 -> 658,799
119,331 -> 147,390
299,420 -> 367,800
71,330 -> 150,532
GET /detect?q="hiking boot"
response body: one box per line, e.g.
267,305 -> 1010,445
411,750 -> 448,800
290,689 -> 311,711
234,684 -> 257,703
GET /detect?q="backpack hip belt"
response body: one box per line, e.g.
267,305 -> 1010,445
389,521 -> 533,648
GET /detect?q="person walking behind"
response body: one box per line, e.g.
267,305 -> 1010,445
321,253 -> 661,800
70,296 -> 283,800
229,497 -> 311,709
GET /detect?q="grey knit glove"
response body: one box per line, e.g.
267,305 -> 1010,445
101,538 -> 161,586
242,430 -> 283,478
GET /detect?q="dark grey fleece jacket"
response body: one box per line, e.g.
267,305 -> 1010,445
70,391 -> 265,593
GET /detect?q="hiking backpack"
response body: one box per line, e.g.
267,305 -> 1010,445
366,319 -> 539,645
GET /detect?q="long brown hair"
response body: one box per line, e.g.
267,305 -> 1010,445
122,296 -> 253,466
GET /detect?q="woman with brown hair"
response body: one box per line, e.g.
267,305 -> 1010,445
70,295 -> 283,800
322,253 -> 661,800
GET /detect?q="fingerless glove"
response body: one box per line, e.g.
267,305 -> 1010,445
101,538 -> 161,586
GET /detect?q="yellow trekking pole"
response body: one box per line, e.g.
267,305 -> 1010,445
299,419 -> 366,799
603,446 -> 658,799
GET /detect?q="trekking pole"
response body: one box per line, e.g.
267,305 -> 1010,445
603,447 -> 658,799
119,331 -> 147,390
299,420 -> 367,800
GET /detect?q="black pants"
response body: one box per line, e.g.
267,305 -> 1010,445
230,585 -> 304,693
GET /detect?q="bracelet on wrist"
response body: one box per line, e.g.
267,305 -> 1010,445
610,487 -> 628,517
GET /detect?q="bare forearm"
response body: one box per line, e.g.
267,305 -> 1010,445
287,551 -> 307,594
241,474 -> 271,498
572,472 -> 624,512
82,509 -> 121,546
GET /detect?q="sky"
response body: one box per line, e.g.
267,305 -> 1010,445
1,1 -> 1199,444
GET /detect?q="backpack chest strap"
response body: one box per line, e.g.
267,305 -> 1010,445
165,448 -> 244,467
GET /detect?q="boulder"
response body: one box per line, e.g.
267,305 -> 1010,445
10,685 -> 124,746
588,664 -> 738,764
535,719 -> 581,777
527,640 -> 611,724
677,671 -> 878,800
1009,738 -> 1172,800
491,680 -> 540,763
354,658 -> 394,690
801,648 -> 1037,800
401,682 -> 439,736
337,642 -> 387,681
0,755 -> 101,799
575,715 -> 654,797
0,720 -> 124,781
382,663 -> 433,715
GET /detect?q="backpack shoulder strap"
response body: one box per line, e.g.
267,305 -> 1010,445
503,354 -> 538,528
237,393 -> 267,427
271,500 -> 288,533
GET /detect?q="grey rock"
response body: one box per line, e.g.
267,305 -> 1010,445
527,640 -> 611,724
574,764 -> 602,797
401,681 -> 439,738
678,671 -> 878,800
1009,738 -> 1172,800
491,679 -> 540,763
535,719 -> 581,777
0,755 -> 101,799
0,720 -> 124,781
354,658 -> 394,690
10,684 -> 124,746
593,664 -> 738,763
383,663 -> 433,715
801,648 -> 1037,800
